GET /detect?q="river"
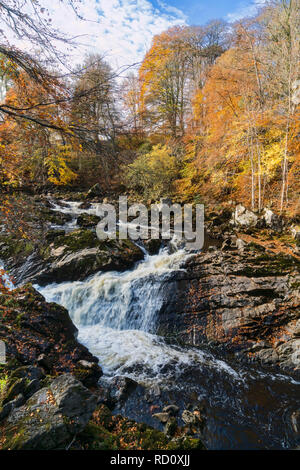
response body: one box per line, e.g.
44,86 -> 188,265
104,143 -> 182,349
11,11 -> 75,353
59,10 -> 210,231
31,200 -> 300,450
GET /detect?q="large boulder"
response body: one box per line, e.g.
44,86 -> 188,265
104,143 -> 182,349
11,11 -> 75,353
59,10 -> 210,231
263,208 -> 283,231
291,225 -> 300,241
73,404 -> 205,450
5,229 -> 144,285
2,374 -> 97,450
38,231 -> 144,285
231,204 -> 258,227
40,207 -> 73,226
77,214 -> 100,228
0,285 -> 102,386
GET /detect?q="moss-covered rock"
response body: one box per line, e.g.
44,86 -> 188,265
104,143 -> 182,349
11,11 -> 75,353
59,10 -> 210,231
74,405 -> 206,450
50,229 -> 99,253
39,208 -> 73,226
0,285 -> 102,385
0,235 -> 34,262
45,230 -> 65,243
77,214 -> 101,228
236,252 -> 300,277
86,183 -> 102,199
2,378 -> 27,405
33,229 -> 144,285
2,224 -> 144,285
1,374 -> 97,450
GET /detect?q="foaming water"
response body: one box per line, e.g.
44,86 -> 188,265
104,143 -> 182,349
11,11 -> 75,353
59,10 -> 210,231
37,247 -> 234,386
37,202 -> 298,389
49,200 -> 100,232
37,245 -> 295,390
50,200 -> 100,216
77,325 -> 240,386
37,248 -> 188,331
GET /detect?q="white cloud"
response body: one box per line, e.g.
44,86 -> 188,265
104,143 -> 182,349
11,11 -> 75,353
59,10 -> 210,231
226,0 -> 268,23
18,0 -> 187,74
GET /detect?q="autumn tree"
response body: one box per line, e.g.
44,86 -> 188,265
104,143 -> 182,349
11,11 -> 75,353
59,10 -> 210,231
124,144 -> 180,200
261,0 -> 300,212
185,20 -> 229,89
139,23 -> 228,138
0,71 -> 78,187
121,73 -> 144,135
177,1 -> 299,214
0,3 -> 125,191
69,54 -> 120,184
139,26 -> 190,138
0,1 -> 78,129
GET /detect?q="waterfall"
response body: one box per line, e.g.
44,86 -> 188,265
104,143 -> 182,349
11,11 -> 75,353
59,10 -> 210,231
32,199 -> 300,448
36,199 -> 288,385
37,246 -> 242,384
37,248 -> 187,331
1,197 -> 298,449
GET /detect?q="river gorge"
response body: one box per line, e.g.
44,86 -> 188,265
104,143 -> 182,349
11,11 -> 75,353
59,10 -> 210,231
0,195 -> 299,450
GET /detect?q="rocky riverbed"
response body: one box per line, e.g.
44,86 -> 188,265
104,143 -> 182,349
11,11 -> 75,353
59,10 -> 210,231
0,283 -> 203,450
0,191 -> 299,449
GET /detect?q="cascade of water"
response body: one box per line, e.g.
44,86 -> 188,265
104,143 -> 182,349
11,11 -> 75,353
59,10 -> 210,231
0,263 -> 14,290
37,244 -> 246,387
50,200 -> 101,216
49,200 -> 102,232
33,200 -> 300,449
38,248 -> 187,331
37,200 -> 298,384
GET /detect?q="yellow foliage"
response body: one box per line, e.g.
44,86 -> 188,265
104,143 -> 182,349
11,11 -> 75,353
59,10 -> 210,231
45,145 -> 77,185
124,144 -> 179,200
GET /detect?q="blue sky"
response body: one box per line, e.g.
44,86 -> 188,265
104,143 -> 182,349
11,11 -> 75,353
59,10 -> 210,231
10,1 -> 266,71
150,0 -> 260,25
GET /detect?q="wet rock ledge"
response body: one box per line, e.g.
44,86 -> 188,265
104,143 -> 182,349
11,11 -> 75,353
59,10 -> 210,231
0,284 -> 102,386
0,211 -> 144,286
159,247 -> 300,375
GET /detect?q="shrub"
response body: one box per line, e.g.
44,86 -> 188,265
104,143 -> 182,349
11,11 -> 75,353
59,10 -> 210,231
124,144 -> 179,200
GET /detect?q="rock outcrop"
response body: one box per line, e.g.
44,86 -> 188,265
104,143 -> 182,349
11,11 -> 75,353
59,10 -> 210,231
86,183 -> 102,198
158,247 -> 300,375
231,204 -> 258,227
1,228 -> 144,286
77,214 -> 101,228
0,285 -> 102,386
2,374 -> 97,450
0,372 -> 204,450
291,225 -> 300,241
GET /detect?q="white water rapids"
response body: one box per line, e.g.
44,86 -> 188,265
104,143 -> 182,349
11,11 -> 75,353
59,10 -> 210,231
35,200 -> 298,388
36,246 -> 240,385
2,199 -> 300,448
